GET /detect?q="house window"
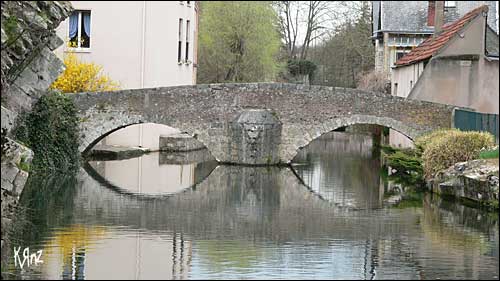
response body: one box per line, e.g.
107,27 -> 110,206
68,10 -> 91,49
395,49 -> 410,66
444,1 -> 456,8
396,51 -> 406,61
185,20 -> 190,62
178,18 -> 183,63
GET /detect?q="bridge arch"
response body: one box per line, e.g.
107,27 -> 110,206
78,110 -> 217,160
82,121 -> 141,155
285,114 -> 426,163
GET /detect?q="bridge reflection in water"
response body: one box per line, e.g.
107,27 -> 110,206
86,149 -> 217,197
5,132 -> 498,280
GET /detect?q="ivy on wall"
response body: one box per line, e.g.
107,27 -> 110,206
15,91 -> 80,172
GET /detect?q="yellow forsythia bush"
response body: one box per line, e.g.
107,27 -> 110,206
50,53 -> 120,93
418,129 -> 495,178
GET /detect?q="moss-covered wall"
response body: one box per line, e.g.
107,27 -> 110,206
1,1 -> 73,261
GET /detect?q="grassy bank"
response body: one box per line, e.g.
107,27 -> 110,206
479,148 -> 499,159
382,129 -> 498,210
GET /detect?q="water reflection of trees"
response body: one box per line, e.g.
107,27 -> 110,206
422,193 -> 498,252
293,131 -> 382,209
16,173 -> 79,246
414,193 -> 499,279
4,172 -> 79,279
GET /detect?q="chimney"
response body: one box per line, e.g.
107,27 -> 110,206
427,1 -> 436,26
434,1 -> 445,36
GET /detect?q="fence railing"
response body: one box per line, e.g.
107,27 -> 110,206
453,108 -> 499,144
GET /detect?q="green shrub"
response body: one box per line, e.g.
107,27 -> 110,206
386,150 -> 423,174
15,91 -> 80,172
420,130 -> 495,178
287,59 -> 317,80
382,147 -> 425,187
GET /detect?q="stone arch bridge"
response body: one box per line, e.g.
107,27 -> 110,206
71,83 -> 455,165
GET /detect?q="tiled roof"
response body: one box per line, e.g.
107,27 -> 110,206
395,5 -> 489,67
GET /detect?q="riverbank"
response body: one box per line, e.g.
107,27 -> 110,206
383,155 -> 499,211
382,138 -> 498,211
430,159 -> 499,210
383,128 -> 499,211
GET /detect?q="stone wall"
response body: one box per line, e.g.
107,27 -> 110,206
159,133 -> 206,152
1,1 -> 72,118
1,1 -> 72,254
73,83 -> 456,164
158,149 -> 215,165
430,159 -> 499,208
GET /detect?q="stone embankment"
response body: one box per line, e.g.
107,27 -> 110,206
89,145 -> 150,160
159,133 -> 206,152
1,1 -> 72,254
88,132 -> 207,160
430,159 -> 499,209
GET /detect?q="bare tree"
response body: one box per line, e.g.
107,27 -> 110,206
299,1 -> 331,60
275,1 -> 363,61
275,1 -> 300,58
307,1 -> 374,88
275,1 -> 329,60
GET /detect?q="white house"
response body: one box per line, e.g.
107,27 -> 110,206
55,1 -> 199,150
372,1 -> 498,76
389,4 -> 499,148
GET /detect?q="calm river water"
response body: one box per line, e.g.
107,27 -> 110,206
3,132 -> 499,280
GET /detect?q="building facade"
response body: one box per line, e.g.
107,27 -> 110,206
390,5 -> 499,147
55,1 -> 199,150
372,1 -> 499,76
